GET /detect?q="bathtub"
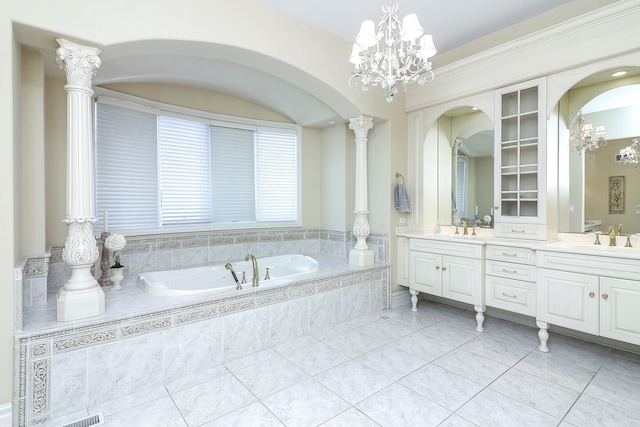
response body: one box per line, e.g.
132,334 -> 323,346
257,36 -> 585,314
137,254 -> 320,296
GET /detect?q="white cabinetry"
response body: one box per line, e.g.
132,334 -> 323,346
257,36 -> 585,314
537,250 -> 640,348
397,236 -> 410,287
408,238 -> 485,331
494,78 -> 550,240
485,245 -> 536,317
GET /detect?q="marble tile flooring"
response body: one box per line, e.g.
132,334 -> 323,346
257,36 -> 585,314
51,301 -> 640,427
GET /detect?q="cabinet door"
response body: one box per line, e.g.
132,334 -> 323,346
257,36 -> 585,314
600,277 -> 640,345
537,268 -> 598,334
397,237 -> 410,287
494,78 -> 546,226
409,251 -> 442,296
443,255 -> 482,305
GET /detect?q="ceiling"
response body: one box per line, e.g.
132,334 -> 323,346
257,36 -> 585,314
260,0 -> 573,54
32,1 -> 614,127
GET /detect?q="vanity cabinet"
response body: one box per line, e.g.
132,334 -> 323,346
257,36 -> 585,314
537,250 -> 640,347
494,78 -> 549,240
485,245 -> 536,316
408,238 -> 485,331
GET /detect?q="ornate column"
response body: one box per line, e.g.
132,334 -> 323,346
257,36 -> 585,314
55,39 -> 105,321
349,116 -> 375,266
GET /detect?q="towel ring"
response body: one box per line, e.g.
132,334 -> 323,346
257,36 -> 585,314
395,172 -> 405,184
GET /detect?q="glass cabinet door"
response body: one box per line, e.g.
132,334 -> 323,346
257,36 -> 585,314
495,78 -> 545,224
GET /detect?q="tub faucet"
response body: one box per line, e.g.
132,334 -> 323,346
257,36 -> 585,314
245,254 -> 259,287
225,263 -> 242,290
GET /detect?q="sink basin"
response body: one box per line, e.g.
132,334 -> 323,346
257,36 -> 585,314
574,244 -> 640,253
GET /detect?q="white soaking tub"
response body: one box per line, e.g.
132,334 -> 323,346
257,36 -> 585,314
137,254 -> 319,296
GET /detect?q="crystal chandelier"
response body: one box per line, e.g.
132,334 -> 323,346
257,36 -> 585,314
569,111 -> 607,153
617,138 -> 640,166
348,3 -> 437,103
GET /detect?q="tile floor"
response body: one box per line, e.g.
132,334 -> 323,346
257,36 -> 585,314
53,301 -> 640,427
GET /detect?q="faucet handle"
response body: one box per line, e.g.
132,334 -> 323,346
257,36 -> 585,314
625,234 -> 633,248
593,233 -> 601,246
264,267 -> 272,280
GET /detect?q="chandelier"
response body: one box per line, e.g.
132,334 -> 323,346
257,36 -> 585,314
569,111 -> 607,153
348,3 -> 437,103
617,138 -> 640,166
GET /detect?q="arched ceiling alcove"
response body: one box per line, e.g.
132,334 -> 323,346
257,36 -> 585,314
18,24 -> 362,128
94,39 -> 358,128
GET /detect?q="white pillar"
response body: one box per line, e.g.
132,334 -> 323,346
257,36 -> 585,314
349,115 -> 375,266
55,39 -> 105,321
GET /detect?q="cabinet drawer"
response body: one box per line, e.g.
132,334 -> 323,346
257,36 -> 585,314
494,223 -> 547,240
486,245 -> 535,264
486,276 -> 535,316
486,260 -> 536,282
409,238 -> 482,259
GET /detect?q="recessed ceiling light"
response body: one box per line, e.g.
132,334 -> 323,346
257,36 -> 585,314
612,71 -> 627,77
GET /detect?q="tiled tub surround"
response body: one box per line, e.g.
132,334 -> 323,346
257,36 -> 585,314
14,229 -> 389,426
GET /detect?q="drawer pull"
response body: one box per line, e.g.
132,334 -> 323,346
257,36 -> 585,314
502,268 -> 518,274
589,292 -> 595,298
511,229 -> 526,234
502,292 -> 517,298
501,252 -> 517,257
602,294 -> 608,300
435,266 -> 440,270
442,267 -> 447,271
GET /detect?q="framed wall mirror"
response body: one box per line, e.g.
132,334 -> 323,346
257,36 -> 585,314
558,67 -> 640,234
432,107 -> 494,227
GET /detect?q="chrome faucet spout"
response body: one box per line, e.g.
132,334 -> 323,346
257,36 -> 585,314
245,254 -> 259,287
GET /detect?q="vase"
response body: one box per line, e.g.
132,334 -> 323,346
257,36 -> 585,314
110,266 -> 124,291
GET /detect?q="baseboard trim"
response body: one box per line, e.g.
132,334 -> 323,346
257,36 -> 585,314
0,403 -> 12,427
391,289 -> 411,309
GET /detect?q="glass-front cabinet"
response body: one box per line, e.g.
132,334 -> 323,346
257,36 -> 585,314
494,77 -> 549,240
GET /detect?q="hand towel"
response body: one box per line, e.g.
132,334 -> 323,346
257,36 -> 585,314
395,183 -> 411,213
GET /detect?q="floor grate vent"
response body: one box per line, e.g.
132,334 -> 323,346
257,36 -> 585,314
378,312 -> 399,320
62,413 -> 104,427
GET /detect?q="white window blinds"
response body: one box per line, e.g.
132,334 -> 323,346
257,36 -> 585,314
95,96 -> 300,233
96,103 -> 159,230
210,125 -> 255,223
255,131 -> 298,221
159,116 -> 211,225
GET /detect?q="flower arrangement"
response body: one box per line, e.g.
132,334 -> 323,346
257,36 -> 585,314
104,233 -> 126,268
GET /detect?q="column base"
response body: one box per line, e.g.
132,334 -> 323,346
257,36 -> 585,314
57,286 -> 105,321
349,248 -> 374,266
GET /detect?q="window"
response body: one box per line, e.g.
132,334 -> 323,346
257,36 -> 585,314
95,94 -> 301,233
455,156 -> 468,218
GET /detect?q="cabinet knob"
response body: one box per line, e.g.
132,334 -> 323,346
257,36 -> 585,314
435,266 -> 440,270
494,206 -> 500,210
589,292 -> 595,298
602,294 -> 608,300
442,267 -> 447,271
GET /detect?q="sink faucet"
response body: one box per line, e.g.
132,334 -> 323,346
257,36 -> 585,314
617,224 -> 624,236
245,254 -> 259,287
609,227 -> 616,247
463,221 -> 468,236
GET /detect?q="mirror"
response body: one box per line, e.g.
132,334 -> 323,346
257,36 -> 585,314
435,107 -> 494,226
559,67 -> 640,234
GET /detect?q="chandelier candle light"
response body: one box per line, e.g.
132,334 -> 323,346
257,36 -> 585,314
349,3 -> 437,102
569,111 -> 607,153
617,138 -> 640,166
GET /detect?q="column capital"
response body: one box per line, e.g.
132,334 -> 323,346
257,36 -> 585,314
348,115 -> 374,140
56,38 -> 102,88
